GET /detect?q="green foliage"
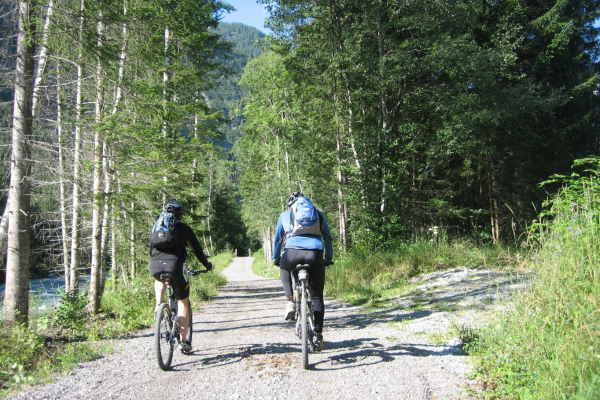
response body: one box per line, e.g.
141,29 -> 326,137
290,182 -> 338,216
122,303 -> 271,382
243,0 -> 600,250
188,252 -> 231,303
54,290 -> 89,336
472,158 -> 600,399
0,322 -> 100,393
100,275 -> 156,335
251,249 -> 280,279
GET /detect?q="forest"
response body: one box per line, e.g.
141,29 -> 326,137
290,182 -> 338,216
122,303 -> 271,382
0,1 -> 265,323
237,0 -> 599,259
0,0 -> 599,397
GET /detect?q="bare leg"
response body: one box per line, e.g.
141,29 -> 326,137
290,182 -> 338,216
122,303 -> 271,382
178,297 -> 190,341
154,280 -> 166,305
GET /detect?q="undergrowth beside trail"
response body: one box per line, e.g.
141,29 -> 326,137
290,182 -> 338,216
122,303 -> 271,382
471,159 -> 600,399
251,249 -> 280,279
0,252 -> 231,395
325,241 -> 525,308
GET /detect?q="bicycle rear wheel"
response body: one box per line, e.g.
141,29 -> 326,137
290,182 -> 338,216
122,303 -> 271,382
301,283 -> 309,369
154,303 -> 175,370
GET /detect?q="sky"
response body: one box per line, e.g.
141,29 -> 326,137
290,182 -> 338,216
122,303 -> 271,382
221,0 -> 271,34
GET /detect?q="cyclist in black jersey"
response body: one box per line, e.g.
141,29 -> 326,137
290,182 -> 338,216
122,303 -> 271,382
149,201 -> 212,352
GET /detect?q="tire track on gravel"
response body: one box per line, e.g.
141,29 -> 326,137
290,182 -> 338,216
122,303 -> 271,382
12,257 -> 473,399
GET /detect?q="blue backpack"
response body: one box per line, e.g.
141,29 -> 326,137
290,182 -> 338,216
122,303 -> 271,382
150,212 -> 179,249
289,196 -> 321,237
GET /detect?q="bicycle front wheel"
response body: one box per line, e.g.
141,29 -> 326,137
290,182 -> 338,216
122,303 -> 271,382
154,303 -> 175,370
301,283 -> 309,369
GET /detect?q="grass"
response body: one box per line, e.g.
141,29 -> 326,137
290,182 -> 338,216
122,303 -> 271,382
251,249 -> 280,279
470,175 -> 600,399
325,240 -> 524,309
0,251 -> 232,395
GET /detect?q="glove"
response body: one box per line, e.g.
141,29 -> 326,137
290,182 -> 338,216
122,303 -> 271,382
273,261 -> 280,267
324,260 -> 334,267
205,262 -> 213,271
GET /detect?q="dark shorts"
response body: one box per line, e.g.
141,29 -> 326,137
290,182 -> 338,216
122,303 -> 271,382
280,248 -> 324,271
149,260 -> 190,300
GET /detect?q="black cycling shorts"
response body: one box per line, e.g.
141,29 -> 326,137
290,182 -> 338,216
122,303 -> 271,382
280,248 -> 324,271
149,260 -> 190,300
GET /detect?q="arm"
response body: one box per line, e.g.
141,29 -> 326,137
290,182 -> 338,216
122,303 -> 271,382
272,212 -> 286,264
319,210 -> 334,263
184,226 -> 210,267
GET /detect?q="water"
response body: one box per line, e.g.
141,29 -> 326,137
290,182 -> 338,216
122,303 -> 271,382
0,276 -> 90,315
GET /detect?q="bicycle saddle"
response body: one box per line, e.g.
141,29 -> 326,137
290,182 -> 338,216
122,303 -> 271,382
159,273 -> 173,283
295,264 -> 311,269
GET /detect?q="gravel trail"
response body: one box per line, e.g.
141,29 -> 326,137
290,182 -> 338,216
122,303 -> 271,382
13,257 -> 476,399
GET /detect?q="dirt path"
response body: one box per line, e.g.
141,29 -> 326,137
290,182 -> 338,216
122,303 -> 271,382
13,257 -> 480,399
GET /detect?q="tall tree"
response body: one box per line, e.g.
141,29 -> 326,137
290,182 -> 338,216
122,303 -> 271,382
4,0 -> 36,324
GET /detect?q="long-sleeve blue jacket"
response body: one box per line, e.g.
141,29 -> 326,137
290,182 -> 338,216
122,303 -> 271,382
272,209 -> 333,264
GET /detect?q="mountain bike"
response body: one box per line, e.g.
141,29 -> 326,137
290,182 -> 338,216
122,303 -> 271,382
154,268 -> 208,371
291,264 -> 318,370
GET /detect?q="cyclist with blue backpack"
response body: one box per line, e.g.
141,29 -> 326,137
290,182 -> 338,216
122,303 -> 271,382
273,192 -> 333,350
149,201 -> 212,352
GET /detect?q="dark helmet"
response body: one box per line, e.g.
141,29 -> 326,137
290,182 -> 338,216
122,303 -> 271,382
287,192 -> 303,208
164,201 -> 186,215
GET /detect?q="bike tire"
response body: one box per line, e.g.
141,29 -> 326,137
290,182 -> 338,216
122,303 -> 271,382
154,303 -> 175,370
186,302 -> 193,345
301,282 -> 309,370
308,300 -> 315,352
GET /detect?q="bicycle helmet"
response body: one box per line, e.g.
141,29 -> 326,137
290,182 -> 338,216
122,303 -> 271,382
287,192 -> 303,208
164,200 -> 186,215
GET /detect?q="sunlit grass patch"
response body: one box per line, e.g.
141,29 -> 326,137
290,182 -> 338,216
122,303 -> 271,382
324,242 -> 523,308
251,249 -> 280,279
471,158 -> 600,399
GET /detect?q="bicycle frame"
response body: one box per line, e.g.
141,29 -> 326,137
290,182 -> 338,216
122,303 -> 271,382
291,265 -> 317,368
165,282 -> 180,346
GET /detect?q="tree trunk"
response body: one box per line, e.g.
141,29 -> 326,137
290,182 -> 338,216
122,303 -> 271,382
263,226 -> 273,263
335,127 -> 347,252
69,0 -> 86,294
207,153 -> 214,255
31,0 -> 54,119
4,0 -> 36,325
0,0 -> 53,261
105,1 -> 127,289
56,63 -> 70,290
100,144 -> 111,295
89,11 -> 105,314
130,200 -> 135,281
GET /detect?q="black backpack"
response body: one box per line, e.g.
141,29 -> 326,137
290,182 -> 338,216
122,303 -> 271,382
150,212 -> 179,249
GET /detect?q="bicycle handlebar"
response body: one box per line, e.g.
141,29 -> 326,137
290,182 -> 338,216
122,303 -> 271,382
187,269 -> 210,276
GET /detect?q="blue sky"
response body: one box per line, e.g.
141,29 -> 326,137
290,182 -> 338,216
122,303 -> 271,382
221,0 -> 271,34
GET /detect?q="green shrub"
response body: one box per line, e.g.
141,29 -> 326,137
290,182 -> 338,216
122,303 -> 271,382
472,157 -> 600,399
188,252 -> 230,304
251,249 -> 279,278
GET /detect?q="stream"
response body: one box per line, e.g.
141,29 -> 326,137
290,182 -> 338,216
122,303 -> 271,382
0,275 -> 89,315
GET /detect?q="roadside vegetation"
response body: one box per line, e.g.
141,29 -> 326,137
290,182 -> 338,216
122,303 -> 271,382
325,242 -> 526,309
470,159 -> 600,399
0,252 -> 231,395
